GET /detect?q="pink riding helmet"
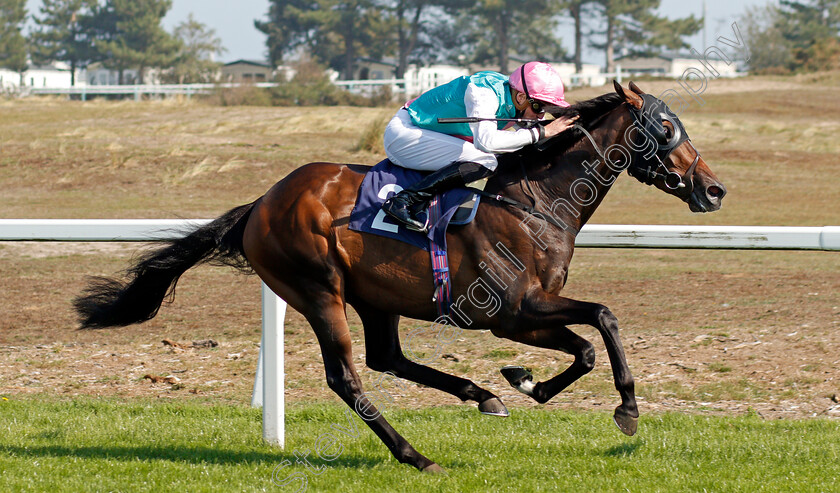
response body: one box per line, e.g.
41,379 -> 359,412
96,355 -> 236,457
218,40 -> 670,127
509,61 -> 571,108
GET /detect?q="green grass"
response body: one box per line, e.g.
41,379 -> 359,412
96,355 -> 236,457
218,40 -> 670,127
0,398 -> 838,492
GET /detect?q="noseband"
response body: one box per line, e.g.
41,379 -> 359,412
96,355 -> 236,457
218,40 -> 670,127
627,94 -> 701,194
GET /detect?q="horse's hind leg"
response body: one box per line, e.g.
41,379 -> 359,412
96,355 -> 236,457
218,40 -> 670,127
355,303 -> 508,416
500,292 -> 638,436
306,298 -> 442,472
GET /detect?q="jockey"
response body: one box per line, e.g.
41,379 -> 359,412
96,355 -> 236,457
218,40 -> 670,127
382,61 -> 579,232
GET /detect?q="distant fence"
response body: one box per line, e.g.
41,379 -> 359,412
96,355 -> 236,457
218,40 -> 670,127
25,67 -> 750,100
29,81 -> 404,100
28,82 -> 277,101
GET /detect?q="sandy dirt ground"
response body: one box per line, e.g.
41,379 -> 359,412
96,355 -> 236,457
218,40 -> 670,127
1,242 -> 838,422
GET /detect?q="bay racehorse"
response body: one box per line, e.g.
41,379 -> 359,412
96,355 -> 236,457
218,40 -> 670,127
75,82 -> 726,472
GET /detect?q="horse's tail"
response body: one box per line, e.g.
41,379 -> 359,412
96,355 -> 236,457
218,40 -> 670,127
73,201 -> 257,329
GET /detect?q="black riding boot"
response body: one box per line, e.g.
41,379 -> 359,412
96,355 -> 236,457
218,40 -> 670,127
382,161 -> 492,232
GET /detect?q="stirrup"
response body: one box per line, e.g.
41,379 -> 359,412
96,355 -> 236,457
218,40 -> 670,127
393,206 -> 430,233
382,196 -> 430,232
404,214 -> 430,233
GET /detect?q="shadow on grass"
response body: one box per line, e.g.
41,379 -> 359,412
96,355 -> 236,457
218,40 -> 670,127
0,444 -> 383,469
603,441 -> 643,457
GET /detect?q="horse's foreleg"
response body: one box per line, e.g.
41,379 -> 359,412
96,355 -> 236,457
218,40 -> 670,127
496,325 -> 595,405
356,305 -> 508,416
306,300 -> 442,472
507,293 -> 638,436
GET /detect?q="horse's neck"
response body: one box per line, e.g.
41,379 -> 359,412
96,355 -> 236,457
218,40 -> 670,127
493,109 -> 632,234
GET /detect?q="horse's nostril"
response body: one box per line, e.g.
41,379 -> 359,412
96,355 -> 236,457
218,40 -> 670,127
707,185 -> 724,199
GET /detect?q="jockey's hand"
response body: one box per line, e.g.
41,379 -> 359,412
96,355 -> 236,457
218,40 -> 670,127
543,114 -> 579,139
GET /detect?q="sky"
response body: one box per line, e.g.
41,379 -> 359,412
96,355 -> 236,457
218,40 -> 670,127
24,0 -> 771,66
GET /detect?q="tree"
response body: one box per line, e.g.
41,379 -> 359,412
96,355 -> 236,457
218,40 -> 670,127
509,4 -> 567,63
166,14 -> 226,83
564,0 -> 592,73
777,0 -> 840,71
30,0 -> 99,86
94,0 -> 181,84
256,0 -> 392,80
390,0 -> 425,78
377,0 -> 436,78
589,0 -> 700,72
451,0 -> 565,73
255,0 -> 322,68
0,0 -> 28,79
739,5 -> 793,73
739,0 -> 840,73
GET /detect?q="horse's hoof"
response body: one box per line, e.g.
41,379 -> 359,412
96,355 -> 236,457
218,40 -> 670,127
422,463 -> 445,474
478,397 -> 509,417
613,408 -> 638,436
500,366 -> 536,396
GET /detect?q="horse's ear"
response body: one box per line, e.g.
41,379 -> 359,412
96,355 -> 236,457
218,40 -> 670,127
629,81 -> 645,95
614,80 -> 643,109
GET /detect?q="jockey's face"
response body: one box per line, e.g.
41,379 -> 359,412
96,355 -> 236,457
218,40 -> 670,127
513,89 -> 546,119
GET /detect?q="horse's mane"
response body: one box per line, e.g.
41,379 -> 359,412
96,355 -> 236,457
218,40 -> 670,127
541,92 -> 624,155
495,92 -> 624,177
558,92 -> 623,124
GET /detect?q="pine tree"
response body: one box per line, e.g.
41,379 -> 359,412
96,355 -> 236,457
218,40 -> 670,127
563,0 -> 592,73
93,0 -> 181,84
30,0 -> 99,86
0,0 -> 28,79
449,0 -> 564,73
256,0 -> 392,80
777,0 -> 840,71
590,0 -> 700,72
378,0 -> 453,78
255,0 -> 324,68
739,0 -> 840,73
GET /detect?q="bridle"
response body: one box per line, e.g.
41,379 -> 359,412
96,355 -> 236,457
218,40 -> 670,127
475,92 -> 705,234
626,94 -> 702,195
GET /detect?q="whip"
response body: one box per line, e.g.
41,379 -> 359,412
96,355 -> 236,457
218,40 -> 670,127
436,117 -> 549,128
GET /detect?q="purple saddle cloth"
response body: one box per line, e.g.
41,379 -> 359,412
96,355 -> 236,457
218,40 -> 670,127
348,159 -> 480,251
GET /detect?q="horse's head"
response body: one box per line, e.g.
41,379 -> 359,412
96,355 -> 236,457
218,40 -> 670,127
613,81 -> 726,213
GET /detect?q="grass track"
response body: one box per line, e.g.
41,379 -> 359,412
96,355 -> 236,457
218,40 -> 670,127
1,398 -> 838,492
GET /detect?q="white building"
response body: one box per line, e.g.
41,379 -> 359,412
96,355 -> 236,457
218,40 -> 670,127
0,62 -> 83,90
404,64 -> 469,97
24,62 -> 79,88
220,60 -> 273,83
85,63 -> 161,85
550,62 -> 607,88
615,54 -> 739,78
0,68 -> 19,91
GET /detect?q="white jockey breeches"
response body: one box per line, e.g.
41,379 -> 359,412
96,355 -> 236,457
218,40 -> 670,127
383,109 -> 499,171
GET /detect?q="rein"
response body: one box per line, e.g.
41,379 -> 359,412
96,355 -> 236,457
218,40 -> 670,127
445,93 -> 702,233
468,95 -> 704,234
467,184 -> 573,232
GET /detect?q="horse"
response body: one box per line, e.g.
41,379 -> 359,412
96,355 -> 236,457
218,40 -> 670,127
74,81 -> 726,473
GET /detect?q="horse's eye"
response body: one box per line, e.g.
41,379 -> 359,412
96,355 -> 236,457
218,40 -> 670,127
663,123 -> 673,141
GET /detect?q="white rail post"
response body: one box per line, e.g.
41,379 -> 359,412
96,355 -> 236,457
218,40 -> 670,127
256,282 -> 286,447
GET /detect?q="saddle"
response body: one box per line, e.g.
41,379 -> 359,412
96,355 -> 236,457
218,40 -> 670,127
349,159 -> 483,317
348,159 -> 481,251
